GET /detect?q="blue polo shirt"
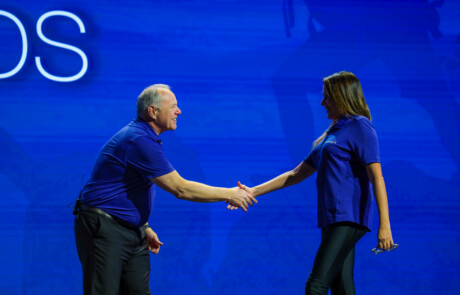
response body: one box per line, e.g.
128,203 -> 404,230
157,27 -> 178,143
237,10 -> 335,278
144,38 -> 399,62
304,115 -> 380,230
81,117 -> 175,227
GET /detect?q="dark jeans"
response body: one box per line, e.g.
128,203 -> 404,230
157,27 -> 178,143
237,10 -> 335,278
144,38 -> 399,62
305,222 -> 368,295
74,211 -> 151,295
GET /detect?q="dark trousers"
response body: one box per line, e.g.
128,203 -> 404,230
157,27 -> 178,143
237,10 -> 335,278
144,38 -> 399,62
74,211 -> 151,295
305,222 -> 368,295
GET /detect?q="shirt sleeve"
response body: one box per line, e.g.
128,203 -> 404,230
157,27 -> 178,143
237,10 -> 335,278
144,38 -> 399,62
304,152 -> 317,169
125,136 -> 175,180
351,118 -> 380,164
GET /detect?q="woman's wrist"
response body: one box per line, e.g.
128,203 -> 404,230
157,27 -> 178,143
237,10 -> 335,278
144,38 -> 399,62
378,222 -> 391,230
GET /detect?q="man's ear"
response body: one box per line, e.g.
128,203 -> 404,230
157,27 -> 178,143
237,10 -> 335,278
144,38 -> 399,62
148,105 -> 158,119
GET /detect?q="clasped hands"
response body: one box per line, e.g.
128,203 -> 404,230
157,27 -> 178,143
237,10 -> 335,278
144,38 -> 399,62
226,181 -> 257,211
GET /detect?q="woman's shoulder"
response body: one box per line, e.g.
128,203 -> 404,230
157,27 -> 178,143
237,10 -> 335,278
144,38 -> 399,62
345,116 -> 377,138
349,115 -> 374,127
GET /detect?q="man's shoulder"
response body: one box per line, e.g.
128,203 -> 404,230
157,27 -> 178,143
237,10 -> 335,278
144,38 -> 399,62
103,122 -> 148,149
115,120 -> 152,140
104,119 -> 162,155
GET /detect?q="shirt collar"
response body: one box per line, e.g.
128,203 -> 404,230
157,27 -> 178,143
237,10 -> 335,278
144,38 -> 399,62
328,115 -> 355,133
133,117 -> 162,144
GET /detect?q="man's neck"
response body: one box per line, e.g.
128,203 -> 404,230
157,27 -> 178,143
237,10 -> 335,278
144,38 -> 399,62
139,116 -> 162,135
148,121 -> 161,135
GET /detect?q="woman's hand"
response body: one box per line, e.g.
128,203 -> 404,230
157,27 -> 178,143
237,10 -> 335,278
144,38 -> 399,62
226,181 -> 255,210
377,223 -> 394,250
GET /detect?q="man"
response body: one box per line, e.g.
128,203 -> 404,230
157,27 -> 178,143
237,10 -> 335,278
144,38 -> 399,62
74,84 -> 256,295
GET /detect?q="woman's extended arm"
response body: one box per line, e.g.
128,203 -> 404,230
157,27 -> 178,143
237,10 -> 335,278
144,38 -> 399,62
366,162 -> 394,250
239,161 -> 316,198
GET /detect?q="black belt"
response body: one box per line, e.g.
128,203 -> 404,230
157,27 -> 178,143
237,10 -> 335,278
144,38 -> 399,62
79,204 -> 139,229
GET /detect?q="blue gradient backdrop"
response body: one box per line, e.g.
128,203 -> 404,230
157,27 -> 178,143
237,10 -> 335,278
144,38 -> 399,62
1,1 -> 459,294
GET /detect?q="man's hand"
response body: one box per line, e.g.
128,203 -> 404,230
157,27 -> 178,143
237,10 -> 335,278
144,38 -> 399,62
145,227 -> 164,254
227,181 -> 257,211
238,181 -> 255,196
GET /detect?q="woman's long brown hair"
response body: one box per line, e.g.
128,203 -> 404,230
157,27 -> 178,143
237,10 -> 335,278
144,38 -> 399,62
313,71 -> 372,148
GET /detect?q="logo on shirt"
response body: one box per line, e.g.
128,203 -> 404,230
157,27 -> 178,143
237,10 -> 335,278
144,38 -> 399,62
325,140 -> 337,145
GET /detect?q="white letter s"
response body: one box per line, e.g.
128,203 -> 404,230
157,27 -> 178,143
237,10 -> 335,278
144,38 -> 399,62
36,11 -> 88,82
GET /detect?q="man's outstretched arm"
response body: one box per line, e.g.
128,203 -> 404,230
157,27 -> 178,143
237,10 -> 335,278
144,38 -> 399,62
152,171 -> 257,212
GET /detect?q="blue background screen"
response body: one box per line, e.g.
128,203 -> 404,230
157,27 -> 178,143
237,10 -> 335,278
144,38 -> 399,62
1,1 -> 459,294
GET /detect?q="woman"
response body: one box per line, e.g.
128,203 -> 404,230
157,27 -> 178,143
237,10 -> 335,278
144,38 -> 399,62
235,71 -> 394,294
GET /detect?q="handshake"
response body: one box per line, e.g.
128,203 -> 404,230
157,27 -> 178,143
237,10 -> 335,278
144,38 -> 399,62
226,181 -> 257,212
